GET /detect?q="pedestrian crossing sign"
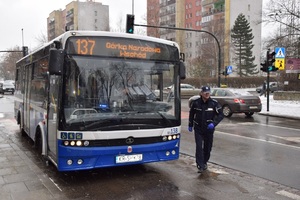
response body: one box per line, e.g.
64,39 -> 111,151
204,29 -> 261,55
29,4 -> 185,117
275,47 -> 285,70
275,47 -> 285,58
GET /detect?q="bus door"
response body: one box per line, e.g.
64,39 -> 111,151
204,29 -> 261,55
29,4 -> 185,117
23,64 -> 32,134
47,75 -> 60,160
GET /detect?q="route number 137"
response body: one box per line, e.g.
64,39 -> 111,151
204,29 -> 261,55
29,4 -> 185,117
75,39 -> 95,55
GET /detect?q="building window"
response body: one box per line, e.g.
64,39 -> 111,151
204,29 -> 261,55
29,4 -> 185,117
95,11 -> 97,16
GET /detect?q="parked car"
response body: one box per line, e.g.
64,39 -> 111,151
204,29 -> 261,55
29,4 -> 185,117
189,88 -> 262,117
4,80 -> 15,85
256,82 -> 279,93
2,82 -> 15,94
164,83 -> 201,99
0,83 -> 4,95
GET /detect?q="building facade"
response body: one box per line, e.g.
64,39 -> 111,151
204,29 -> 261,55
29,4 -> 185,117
147,0 -> 262,77
47,0 -> 109,41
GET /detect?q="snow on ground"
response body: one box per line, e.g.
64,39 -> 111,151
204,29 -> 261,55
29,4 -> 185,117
245,88 -> 300,119
259,95 -> 300,118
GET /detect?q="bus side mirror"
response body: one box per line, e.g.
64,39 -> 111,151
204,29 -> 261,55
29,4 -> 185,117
179,61 -> 186,80
49,48 -> 65,75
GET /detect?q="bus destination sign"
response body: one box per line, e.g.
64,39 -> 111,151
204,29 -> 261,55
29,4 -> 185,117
66,36 -> 178,61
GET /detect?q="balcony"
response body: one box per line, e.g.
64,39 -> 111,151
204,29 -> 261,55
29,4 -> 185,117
202,8 -> 224,17
160,0 -> 175,7
160,9 -> 176,17
202,0 -> 215,6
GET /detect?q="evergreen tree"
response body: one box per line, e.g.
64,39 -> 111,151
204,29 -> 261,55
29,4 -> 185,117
231,13 -> 257,77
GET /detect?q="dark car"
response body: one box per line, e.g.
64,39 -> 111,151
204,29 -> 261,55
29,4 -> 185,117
256,82 -> 279,93
189,88 -> 262,118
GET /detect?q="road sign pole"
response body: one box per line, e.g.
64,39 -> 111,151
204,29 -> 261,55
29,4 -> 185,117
267,71 -> 270,112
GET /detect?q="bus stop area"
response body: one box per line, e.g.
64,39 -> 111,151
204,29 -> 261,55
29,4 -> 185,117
1,118 -> 299,200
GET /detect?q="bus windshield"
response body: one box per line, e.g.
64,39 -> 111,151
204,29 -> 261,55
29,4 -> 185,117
62,56 -> 180,131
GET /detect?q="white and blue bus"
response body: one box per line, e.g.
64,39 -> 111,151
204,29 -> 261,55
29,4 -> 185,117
14,31 -> 186,171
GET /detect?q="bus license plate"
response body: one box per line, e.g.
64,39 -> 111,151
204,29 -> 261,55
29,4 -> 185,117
116,154 -> 143,163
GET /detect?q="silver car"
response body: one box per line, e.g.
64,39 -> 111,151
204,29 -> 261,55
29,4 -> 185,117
3,82 -> 15,94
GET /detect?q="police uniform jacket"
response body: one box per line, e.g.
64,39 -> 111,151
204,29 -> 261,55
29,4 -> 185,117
188,96 -> 224,132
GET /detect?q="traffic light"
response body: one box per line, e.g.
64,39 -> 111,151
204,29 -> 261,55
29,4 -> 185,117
221,66 -> 229,76
126,14 -> 135,34
268,65 -> 278,71
22,46 -> 28,57
260,61 -> 268,72
267,50 -> 278,71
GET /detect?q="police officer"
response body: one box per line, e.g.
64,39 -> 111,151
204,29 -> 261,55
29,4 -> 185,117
188,86 -> 224,173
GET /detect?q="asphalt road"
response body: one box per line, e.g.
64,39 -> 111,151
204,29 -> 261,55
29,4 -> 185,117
1,95 -> 300,200
180,99 -> 300,190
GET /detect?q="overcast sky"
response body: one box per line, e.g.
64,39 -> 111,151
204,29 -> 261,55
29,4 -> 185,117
0,0 -> 273,53
0,0 -> 147,51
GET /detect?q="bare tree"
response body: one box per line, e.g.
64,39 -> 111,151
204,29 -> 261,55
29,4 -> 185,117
35,31 -> 48,48
263,0 -> 300,57
0,46 -> 23,80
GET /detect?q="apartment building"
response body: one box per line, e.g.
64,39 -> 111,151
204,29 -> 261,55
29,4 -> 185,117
47,0 -> 109,41
147,0 -> 262,77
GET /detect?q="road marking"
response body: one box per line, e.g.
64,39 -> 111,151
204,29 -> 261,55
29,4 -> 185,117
276,190 -> 300,200
268,134 -> 300,143
216,131 -> 300,150
221,122 -> 300,132
258,123 -> 300,132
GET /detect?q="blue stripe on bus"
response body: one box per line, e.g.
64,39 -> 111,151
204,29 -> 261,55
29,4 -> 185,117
56,139 -> 180,171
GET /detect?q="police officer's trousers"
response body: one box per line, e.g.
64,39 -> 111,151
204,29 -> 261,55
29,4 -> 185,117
194,130 -> 214,169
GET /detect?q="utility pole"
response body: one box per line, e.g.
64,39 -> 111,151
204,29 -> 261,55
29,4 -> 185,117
22,28 -> 24,47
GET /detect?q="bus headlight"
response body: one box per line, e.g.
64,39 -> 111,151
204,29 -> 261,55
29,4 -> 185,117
70,141 -> 75,146
76,141 -> 82,146
64,141 -> 69,146
67,159 -> 73,165
77,159 -> 83,165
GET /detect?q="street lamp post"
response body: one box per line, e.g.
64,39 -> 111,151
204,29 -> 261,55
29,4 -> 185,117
134,24 -> 222,87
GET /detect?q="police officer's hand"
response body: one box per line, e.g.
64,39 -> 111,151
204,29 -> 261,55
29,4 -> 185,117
207,123 -> 215,130
188,126 -> 193,132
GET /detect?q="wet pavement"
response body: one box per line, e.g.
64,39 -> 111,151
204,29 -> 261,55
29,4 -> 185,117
1,95 -> 300,199
1,118 -> 300,200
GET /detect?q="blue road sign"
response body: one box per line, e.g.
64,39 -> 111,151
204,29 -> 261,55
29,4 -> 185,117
226,66 -> 233,74
275,47 -> 285,58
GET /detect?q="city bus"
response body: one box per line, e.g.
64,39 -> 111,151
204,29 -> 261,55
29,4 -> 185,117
14,31 -> 186,171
